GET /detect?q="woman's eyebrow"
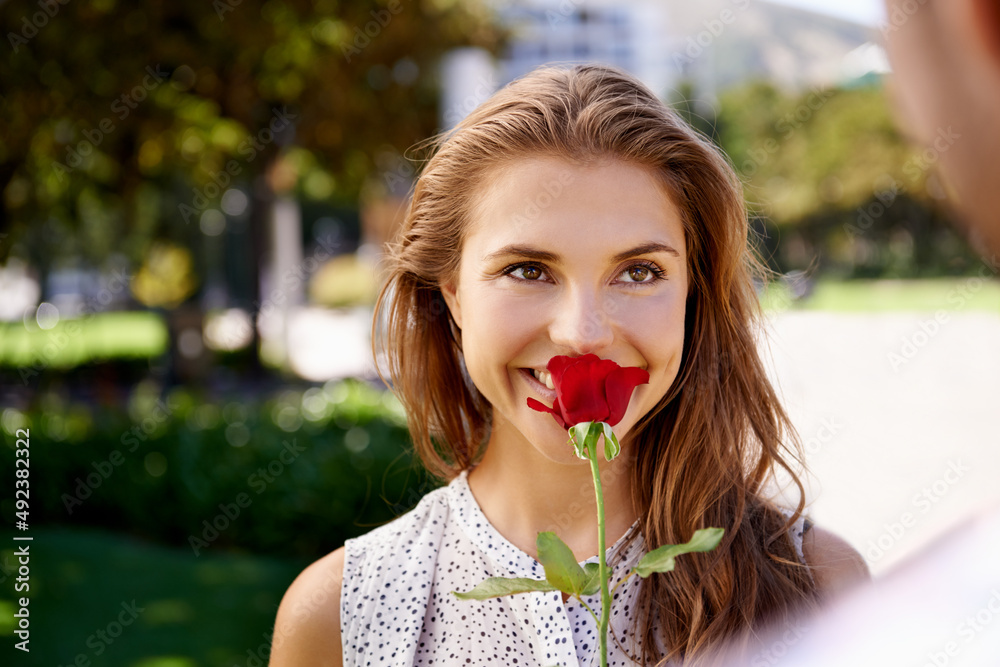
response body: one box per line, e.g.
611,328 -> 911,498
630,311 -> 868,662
483,241 -> 680,263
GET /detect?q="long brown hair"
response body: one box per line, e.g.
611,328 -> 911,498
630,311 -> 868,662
372,63 -> 818,665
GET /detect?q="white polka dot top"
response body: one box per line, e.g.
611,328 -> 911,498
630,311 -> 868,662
340,469 -> 809,666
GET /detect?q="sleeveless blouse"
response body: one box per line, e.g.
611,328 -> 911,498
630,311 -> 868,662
340,470 -> 808,666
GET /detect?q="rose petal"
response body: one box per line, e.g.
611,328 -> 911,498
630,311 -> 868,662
546,354 -> 597,395
527,396 -> 568,429
604,366 -> 650,425
558,361 -> 610,425
535,354 -> 648,432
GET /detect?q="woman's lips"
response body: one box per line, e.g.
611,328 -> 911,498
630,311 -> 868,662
519,367 -> 557,402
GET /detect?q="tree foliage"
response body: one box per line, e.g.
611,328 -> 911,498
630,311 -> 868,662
0,0 -> 501,271
702,80 -> 981,277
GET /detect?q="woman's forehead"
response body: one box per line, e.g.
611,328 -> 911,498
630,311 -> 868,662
462,155 -> 686,253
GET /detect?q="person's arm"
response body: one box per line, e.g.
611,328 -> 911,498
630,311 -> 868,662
269,546 -> 346,667
802,526 -> 870,599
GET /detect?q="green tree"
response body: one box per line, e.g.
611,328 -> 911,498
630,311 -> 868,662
1,0 -> 501,374
712,80 -> 976,277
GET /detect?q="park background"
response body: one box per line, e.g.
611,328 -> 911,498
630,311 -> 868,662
1,0 -> 998,665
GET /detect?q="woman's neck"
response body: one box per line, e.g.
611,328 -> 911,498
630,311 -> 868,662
465,416 -> 639,563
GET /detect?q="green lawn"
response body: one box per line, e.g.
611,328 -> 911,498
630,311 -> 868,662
0,527 -> 308,667
0,311 -> 168,368
761,278 -> 1000,313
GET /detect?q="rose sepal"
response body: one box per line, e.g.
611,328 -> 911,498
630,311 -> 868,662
600,422 -> 620,461
568,421 -> 595,460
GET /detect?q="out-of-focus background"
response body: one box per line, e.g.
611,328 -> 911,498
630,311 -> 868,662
0,0 -> 996,664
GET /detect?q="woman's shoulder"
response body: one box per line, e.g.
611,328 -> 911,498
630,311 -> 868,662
268,482 -> 453,667
801,523 -> 870,598
270,546 -> 347,667
344,480 -> 452,559
771,504 -> 869,597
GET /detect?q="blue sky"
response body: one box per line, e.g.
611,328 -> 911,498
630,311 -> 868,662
767,0 -> 886,25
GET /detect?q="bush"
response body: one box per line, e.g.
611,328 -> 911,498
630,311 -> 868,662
0,379 -> 438,559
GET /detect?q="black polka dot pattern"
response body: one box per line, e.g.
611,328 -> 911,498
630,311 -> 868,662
341,470 -> 808,665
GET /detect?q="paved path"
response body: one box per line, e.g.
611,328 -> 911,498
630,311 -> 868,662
760,311 -> 1000,574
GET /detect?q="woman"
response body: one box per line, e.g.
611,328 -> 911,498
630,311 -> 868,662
270,64 -> 868,666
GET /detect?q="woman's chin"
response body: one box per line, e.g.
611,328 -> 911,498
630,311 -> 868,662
511,421 -> 582,465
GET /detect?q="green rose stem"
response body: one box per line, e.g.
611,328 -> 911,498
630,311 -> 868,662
454,354 -> 724,667
581,423 -> 611,667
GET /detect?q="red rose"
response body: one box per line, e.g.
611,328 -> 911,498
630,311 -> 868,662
527,354 -> 650,429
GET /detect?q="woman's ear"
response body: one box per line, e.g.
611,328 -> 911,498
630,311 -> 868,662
440,279 -> 462,330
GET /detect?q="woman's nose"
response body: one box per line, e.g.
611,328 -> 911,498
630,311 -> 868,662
547,285 -> 616,355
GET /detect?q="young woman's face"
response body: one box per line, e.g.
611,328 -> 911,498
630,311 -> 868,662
441,156 -> 689,464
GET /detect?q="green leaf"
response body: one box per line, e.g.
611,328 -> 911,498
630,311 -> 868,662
633,527 -> 725,578
580,562 -> 602,596
601,422 -> 620,461
568,421 -> 594,460
452,577 -> 557,600
537,531 -> 588,596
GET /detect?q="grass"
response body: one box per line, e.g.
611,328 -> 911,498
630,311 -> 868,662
0,527 -> 308,667
761,278 -> 1000,313
0,311 -> 168,368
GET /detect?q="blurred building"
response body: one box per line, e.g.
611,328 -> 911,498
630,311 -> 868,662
442,0 -> 884,129
496,0 -> 672,99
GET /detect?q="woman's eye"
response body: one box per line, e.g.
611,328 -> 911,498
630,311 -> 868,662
504,262 -> 662,283
507,264 -> 545,280
620,263 -> 663,283
504,264 -> 545,282
624,266 -> 650,282
521,265 -> 543,280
